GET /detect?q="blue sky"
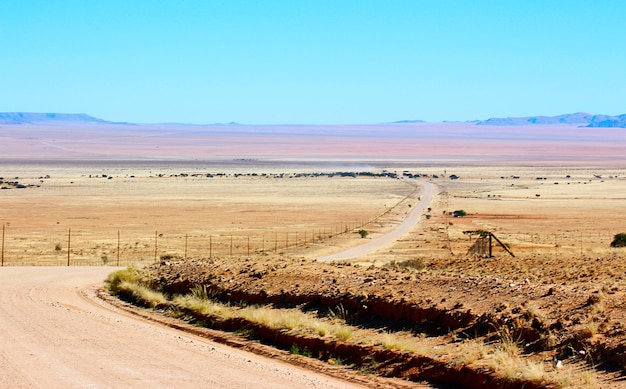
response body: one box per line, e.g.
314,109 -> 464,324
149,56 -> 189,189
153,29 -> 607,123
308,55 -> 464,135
1,1 -> 624,124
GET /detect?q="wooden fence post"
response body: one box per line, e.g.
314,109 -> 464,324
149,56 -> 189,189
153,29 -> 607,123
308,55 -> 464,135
67,228 -> 71,266
154,230 -> 158,263
117,230 -> 120,266
2,224 -> 5,267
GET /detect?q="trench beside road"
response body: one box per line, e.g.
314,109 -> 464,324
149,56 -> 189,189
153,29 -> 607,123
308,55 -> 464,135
0,267 -> 365,389
317,181 -> 437,261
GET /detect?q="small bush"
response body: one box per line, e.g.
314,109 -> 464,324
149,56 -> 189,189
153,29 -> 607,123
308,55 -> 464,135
611,233 -> 626,247
453,210 -> 467,217
328,304 -> 351,323
383,259 -> 425,271
358,229 -> 368,238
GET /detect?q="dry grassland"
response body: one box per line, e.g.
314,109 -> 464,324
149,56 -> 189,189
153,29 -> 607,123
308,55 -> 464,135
0,161 -> 413,265
366,166 -> 626,264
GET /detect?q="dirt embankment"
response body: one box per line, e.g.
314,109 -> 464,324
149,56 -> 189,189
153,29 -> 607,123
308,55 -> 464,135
135,256 -> 626,387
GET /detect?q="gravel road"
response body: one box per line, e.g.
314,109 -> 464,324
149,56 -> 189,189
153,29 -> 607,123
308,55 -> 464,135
0,266 -> 364,388
318,181 -> 437,261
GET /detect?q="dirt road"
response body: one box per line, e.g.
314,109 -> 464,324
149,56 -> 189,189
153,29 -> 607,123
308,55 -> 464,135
0,267 -> 364,388
318,181 -> 437,261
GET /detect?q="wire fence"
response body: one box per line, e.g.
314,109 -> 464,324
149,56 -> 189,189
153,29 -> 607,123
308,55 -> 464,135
0,218 -> 382,267
2,222 -> 623,267
1,179 -> 422,267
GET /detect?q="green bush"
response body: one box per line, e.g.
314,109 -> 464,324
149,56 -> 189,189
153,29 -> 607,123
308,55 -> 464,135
611,233 -> 626,247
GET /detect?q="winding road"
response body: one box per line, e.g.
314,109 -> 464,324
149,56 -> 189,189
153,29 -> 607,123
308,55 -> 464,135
0,182 -> 438,388
318,181 -> 437,261
0,267 -> 366,388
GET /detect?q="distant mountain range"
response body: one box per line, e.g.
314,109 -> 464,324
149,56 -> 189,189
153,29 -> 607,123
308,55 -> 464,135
0,112 -> 127,125
1,111 -> 625,127
392,119 -> 425,124
476,112 -> 626,128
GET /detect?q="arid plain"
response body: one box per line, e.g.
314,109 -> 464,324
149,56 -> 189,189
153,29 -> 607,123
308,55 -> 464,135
2,121 -> 626,387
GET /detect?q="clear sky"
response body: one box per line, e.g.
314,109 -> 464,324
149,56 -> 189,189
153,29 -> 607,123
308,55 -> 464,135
1,1 -> 624,124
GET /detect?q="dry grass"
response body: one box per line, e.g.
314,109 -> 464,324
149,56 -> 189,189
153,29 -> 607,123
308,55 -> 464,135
456,338 -> 488,365
172,295 -> 232,318
104,266 -> 141,293
331,326 -> 353,342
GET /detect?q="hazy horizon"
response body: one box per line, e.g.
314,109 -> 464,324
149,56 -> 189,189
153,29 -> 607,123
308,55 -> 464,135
1,110 -> 625,127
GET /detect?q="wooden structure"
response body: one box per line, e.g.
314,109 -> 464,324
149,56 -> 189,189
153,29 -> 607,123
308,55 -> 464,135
467,230 -> 515,258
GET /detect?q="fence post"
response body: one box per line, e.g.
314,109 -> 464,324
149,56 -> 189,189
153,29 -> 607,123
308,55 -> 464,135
580,231 -> 583,256
230,235 -> 233,257
1,224 -> 5,267
154,230 -> 158,263
67,228 -> 71,266
117,230 -> 120,266
247,235 -> 250,256
185,234 -> 188,258
209,235 -> 212,257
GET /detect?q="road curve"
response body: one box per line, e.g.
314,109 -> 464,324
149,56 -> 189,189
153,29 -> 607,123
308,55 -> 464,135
318,181 -> 437,261
0,267 -> 364,389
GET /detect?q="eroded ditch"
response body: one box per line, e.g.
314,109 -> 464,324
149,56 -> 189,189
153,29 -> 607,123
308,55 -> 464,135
102,256 -> 624,388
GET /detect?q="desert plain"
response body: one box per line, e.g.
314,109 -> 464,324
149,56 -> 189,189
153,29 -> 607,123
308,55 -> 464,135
1,120 -> 626,387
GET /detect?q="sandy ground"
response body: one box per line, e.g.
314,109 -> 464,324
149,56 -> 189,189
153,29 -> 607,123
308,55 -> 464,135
0,266 -> 369,389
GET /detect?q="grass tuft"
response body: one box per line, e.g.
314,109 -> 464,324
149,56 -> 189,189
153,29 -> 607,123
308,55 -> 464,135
456,338 -> 488,365
333,326 -> 353,341
105,266 -> 141,293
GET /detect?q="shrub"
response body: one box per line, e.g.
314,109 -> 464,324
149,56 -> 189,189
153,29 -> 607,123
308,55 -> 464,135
611,233 -> 626,247
453,210 -> 467,217
384,259 -> 425,271
358,229 -> 368,238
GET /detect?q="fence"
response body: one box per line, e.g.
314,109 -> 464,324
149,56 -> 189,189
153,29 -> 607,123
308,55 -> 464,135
1,178 -> 422,267
0,218 -> 381,267
2,222 -> 623,267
